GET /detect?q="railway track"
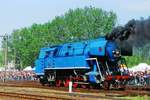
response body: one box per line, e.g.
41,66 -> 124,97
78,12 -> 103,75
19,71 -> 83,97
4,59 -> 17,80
0,86 -> 122,100
0,91 -> 123,100
0,92 -> 73,100
1,80 -> 150,90
0,80 -> 149,100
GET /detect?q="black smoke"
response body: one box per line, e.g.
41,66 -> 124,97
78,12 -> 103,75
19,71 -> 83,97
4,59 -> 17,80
127,17 -> 150,47
106,19 -> 136,42
105,19 -> 136,56
106,17 -> 150,56
107,17 -> 150,47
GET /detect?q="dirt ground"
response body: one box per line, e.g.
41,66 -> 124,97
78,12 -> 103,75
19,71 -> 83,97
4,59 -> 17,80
0,81 -> 149,100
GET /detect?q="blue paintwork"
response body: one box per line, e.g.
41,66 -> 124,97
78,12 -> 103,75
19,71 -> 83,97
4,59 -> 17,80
86,71 -> 99,83
35,37 -> 120,83
106,41 -> 118,61
89,38 -> 106,56
35,59 -> 44,75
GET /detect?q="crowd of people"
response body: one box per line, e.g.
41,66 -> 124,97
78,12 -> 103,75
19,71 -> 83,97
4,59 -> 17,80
0,69 -> 150,87
0,70 -> 36,81
128,70 -> 150,86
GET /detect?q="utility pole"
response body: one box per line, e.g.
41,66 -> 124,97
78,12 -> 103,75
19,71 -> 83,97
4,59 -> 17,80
0,34 -> 8,82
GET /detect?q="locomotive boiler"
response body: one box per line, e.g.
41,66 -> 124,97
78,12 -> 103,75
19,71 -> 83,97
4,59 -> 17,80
34,37 -> 131,89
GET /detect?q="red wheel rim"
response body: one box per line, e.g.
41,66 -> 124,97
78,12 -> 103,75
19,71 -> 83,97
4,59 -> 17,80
56,80 -> 61,87
64,79 -> 70,87
73,83 -> 78,88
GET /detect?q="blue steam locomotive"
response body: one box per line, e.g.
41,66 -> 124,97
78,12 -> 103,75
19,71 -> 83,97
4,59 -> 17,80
34,37 -> 131,89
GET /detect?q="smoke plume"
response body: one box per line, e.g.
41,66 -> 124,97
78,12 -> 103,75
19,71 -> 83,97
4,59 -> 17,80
106,17 -> 150,56
107,17 -> 150,47
127,17 -> 150,47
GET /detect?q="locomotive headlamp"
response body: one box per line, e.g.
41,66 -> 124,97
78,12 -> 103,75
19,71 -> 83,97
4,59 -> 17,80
112,50 -> 115,53
116,51 -> 120,54
113,50 -> 121,57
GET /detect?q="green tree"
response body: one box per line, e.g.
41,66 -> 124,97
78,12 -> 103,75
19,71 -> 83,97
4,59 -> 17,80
7,7 -> 117,69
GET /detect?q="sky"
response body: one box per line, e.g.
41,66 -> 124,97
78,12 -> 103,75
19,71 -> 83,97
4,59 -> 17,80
0,0 -> 150,36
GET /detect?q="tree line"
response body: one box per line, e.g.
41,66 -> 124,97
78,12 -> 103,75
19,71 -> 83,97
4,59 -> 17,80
0,6 -> 149,69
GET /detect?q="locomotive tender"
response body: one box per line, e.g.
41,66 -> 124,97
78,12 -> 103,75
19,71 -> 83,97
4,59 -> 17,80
35,37 -> 131,89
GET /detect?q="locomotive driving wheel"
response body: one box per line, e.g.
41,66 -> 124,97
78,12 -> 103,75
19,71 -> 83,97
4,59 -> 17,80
63,79 -> 70,87
39,76 -> 48,86
55,80 -> 62,87
119,80 -> 126,90
103,81 -> 110,90
72,82 -> 78,88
